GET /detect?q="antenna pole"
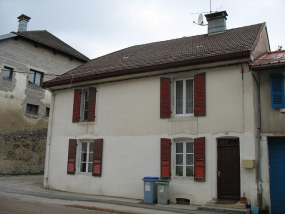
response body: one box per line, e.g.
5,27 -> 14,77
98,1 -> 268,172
210,0 -> 212,13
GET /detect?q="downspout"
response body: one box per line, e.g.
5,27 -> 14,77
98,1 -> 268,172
43,90 -> 55,188
251,70 -> 262,208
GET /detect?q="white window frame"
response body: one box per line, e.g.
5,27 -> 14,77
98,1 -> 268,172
174,140 -> 194,178
174,78 -> 194,117
80,89 -> 89,121
78,141 -> 93,173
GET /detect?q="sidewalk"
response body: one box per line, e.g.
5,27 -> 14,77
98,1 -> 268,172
0,175 -> 217,214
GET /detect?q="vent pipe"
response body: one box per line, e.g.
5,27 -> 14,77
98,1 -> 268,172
17,14 -> 31,31
205,11 -> 228,35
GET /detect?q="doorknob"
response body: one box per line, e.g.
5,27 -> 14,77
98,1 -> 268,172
218,171 -> 221,177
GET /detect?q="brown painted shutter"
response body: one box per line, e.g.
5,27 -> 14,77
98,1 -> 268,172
87,87 -> 97,122
93,139 -> 103,177
194,137 -> 205,181
160,78 -> 171,118
194,73 -> 206,116
161,138 -> 171,180
67,139 -> 77,174
72,89 -> 81,122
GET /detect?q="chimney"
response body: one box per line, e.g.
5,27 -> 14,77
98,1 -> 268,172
205,11 -> 228,35
17,14 -> 31,31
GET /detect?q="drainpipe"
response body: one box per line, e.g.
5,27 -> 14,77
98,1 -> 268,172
251,70 -> 262,208
43,91 -> 55,188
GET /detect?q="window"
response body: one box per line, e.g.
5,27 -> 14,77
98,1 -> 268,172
26,104 -> 39,115
28,69 -> 43,86
2,67 -> 13,80
45,107 -> 50,118
175,79 -> 194,115
270,73 -> 285,108
175,141 -> 194,177
72,87 -> 97,123
80,141 -> 94,173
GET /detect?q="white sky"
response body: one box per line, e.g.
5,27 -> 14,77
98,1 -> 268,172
0,0 -> 284,59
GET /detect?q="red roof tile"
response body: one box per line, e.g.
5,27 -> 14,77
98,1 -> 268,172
250,50 -> 285,68
14,30 -> 89,61
44,23 -> 265,87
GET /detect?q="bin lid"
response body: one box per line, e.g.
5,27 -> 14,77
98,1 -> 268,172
156,180 -> 170,184
142,177 -> 159,180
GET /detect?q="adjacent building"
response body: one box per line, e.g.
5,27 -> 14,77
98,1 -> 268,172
43,11 -> 271,210
0,14 -> 89,175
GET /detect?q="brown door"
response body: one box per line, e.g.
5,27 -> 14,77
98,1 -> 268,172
217,139 -> 240,200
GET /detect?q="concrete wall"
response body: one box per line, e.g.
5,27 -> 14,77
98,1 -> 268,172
45,64 -> 259,205
0,37 -> 84,174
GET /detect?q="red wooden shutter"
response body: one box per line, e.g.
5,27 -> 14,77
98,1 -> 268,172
93,139 -> 103,177
87,87 -> 97,122
67,139 -> 77,174
194,137 -> 205,181
161,138 -> 171,180
194,73 -> 206,116
160,78 -> 171,118
72,89 -> 81,122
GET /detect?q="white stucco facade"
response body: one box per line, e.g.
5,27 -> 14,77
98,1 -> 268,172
45,63 -> 259,205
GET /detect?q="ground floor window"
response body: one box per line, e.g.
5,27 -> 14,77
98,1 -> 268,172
80,141 -> 93,173
26,103 -> 39,115
175,141 -> 194,177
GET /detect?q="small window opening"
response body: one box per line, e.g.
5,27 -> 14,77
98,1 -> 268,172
45,107 -> 50,118
26,104 -> 39,115
2,66 -> 13,80
176,198 -> 190,205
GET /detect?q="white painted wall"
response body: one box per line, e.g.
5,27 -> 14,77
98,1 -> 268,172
46,64 -> 258,205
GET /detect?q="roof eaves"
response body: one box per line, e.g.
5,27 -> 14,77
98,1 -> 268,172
12,31 -> 89,62
250,62 -> 285,71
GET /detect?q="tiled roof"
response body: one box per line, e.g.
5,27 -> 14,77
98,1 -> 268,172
14,30 -> 89,61
44,23 -> 264,86
250,50 -> 285,68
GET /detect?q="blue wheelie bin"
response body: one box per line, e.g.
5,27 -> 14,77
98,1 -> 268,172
142,177 -> 159,203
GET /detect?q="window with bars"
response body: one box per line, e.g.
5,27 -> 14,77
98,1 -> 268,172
175,79 -> 194,116
175,141 -> 194,177
80,142 -> 94,173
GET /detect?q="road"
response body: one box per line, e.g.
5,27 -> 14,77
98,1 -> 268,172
0,196 -> 109,214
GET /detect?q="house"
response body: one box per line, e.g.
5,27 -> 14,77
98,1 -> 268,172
0,14 -> 89,175
42,11 -> 270,208
250,51 -> 285,213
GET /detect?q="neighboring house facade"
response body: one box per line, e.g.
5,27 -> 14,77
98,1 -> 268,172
250,51 -> 285,213
0,14 -> 89,175
43,11 -> 270,207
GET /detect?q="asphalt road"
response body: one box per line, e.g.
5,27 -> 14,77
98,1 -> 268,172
0,196 -> 109,214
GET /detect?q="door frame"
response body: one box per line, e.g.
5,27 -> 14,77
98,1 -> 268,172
217,138 -> 241,200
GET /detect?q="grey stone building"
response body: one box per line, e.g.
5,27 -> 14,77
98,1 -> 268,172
0,14 -> 89,175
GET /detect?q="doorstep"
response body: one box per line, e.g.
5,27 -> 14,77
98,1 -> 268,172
198,200 -> 250,214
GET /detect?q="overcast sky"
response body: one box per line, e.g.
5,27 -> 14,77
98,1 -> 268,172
0,0 -> 284,59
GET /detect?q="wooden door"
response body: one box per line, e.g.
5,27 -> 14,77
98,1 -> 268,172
217,139 -> 240,200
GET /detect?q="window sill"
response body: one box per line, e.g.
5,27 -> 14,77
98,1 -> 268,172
168,115 -> 196,122
2,78 -> 12,81
28,83 -> 43,90
173,176 -> 194,182
25,113 -> 39,119
77,172 -> 92,176
280,108 -> 285,113
77,121 -> 96,125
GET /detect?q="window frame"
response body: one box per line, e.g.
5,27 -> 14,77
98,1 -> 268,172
26,103 -> 39,115
78,141 -> 94,174
28,69 -> 43,86
174,78 -> 194,117
174,140 -> 194,178
81,89 -> 89,121
2,66 -> 13,80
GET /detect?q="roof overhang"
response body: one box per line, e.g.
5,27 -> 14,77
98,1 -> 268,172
250,62 -> 285,71
44,50 -> 251,91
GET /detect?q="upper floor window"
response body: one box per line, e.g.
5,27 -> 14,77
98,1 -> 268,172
175,79 -> 194,116
29,69 -> 43,86
270,73 -> 285,108
82,90 -> 89,121
2,67 -> 13,80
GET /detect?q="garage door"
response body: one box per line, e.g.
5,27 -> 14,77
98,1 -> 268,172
268,137 -> 285,214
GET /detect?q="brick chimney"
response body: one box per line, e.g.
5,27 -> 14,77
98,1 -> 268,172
205,11 -> 228,35
17,14 -> 31,31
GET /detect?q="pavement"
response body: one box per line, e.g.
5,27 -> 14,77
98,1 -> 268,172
0,175 -> 218,214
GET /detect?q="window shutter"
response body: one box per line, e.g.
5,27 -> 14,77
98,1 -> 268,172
72,89 -> 81,122
93,139 -> 103,177
194,73 -> 206,116
194,137 -> 205,181
270,74 -> 285,108
160,78 -> 171,118
87,87 -> 97,122
161,138 -> 171,180
67,139 -> 77,174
